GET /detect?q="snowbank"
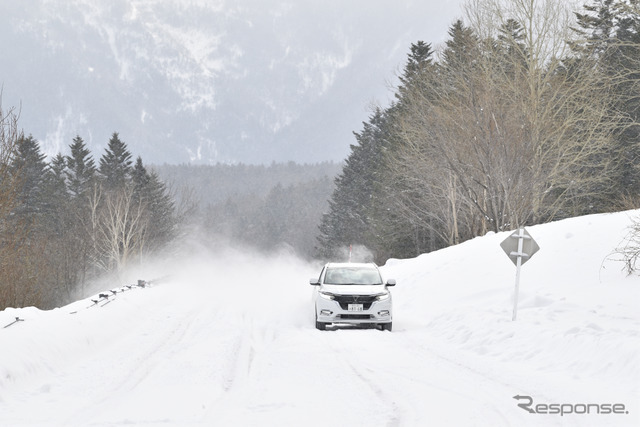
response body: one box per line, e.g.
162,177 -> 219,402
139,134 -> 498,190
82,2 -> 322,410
384,210 -> 640,410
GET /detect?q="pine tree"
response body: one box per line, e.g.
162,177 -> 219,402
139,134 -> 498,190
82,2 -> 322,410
41,153 -> 81,304
317,109 -> 388,261
64,136 -> 100,296
143,170 -> 176,252
10,135 -> 48,222
396,41 -> 434,105
42,153 -> 69,232
7,135 -> 55,308
382,39 -> 441,258
99,132 -> 133,190
496,19 -> 528,75
440,20 -> 481,95
573,0 -> 617,56
573,0 -> 640,202
132,157 -> 150,194
131,157 -> 176,253
66,135 -> 96,199
317,41 -> 442,262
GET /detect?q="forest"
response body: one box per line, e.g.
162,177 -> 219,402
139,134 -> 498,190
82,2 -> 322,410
152,162 -> 341,259
0,125 -> 178,310
318,0 -> 640,263
2,0 -> 639,310
0,120 -> 339,310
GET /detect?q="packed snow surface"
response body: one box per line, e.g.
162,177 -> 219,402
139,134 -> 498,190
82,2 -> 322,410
1,211 -> 639,426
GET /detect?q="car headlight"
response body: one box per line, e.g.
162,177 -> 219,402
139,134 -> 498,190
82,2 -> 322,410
375,292 -> 390,301
319,291 -> 335,300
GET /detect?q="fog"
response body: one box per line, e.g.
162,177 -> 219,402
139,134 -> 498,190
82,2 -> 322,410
104,233 -> 328,327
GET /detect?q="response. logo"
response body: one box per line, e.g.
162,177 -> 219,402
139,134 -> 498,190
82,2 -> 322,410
513,395 -> 629,416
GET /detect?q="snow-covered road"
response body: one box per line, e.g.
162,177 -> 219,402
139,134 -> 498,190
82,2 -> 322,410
0,286 -> 531,426
1,212 -> 639,426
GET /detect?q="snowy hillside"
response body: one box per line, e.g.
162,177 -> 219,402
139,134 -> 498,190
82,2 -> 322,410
1,211 -> 639,426
0,0 -> 463,165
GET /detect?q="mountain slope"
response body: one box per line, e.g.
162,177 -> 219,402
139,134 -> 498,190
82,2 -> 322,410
1,0 -> 463,165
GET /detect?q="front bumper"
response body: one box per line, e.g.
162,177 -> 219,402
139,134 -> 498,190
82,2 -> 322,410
315,295 -> 392,324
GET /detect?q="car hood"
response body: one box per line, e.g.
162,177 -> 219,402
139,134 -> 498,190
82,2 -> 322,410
320,284 -> 387,296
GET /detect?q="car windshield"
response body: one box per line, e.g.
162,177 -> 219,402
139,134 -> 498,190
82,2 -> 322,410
324,267 -> 383,285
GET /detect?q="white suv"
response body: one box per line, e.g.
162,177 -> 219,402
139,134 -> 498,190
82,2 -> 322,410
310,262 -> 395,331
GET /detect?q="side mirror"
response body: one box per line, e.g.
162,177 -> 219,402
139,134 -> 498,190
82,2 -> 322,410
309,278 -> 321,286
386,279 -> 396,287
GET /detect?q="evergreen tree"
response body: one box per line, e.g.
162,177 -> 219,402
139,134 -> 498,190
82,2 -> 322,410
66,135 -> 96,199
395,41 -> 434,105
496,18 -> 528,76
573,0 -> 640,202
64,136 -> 99,296
440,20 -> 481,97
42,153 -> 70,232
143,170 -> 176,252
132,156 -> 151,199
131,157 -> 176,253
382,39 -> 441,258
0,127 -> 180,308
573,0 -> 617,56
318,41 -> 443,262
6,135 -> 58,308
609,1 -> 640,199
317,109 -> 388,261
99,132 -> 133,190
443,20 -> 478,65
10,135 -> 48,223
41,153 -> 80,304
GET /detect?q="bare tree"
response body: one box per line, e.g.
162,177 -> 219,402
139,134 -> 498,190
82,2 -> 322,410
388,0 -> 621,249
465,0 -> 621,220
0,103 -> 21,229
0,103 -> 21,308
0,103 -> 44,309
87,183 -> 148,277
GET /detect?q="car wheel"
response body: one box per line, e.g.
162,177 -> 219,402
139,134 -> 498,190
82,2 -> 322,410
381,322 -> 392,332
315,320 -> 327,331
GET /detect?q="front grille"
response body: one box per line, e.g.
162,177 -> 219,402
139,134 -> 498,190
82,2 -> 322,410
338,314 -> 372,320
333,294 -> 377,310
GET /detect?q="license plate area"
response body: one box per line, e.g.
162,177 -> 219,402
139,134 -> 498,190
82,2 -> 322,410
348,304 -> 364,312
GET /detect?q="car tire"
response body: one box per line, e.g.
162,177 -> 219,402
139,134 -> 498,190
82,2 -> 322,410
381,322 -> 392,332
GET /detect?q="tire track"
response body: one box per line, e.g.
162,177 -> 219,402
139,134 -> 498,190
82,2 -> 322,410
322,329 -> 519,426
323,332 -> 406,426
63,308 -> 205,426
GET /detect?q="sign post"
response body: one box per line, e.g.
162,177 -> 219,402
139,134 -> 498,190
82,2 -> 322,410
500,227 -> 539,321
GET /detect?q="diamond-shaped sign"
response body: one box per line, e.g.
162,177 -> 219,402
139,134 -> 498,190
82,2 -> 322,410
500,228 -> 539,266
